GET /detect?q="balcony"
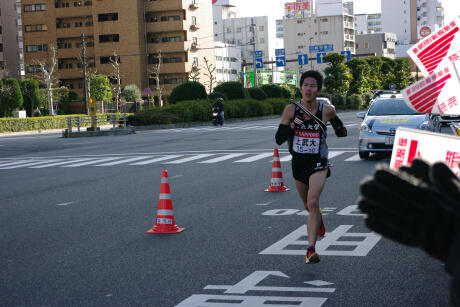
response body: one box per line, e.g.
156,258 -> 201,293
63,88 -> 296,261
190,43 -> 198,50
148,41 -> 187,53
191,63 -> 200,71
190,23 -> 200,30
57,69 -> 83,79
189,0 -> 199,9
146,20 -> 186,33
149,62 -> 187,74
144,0 -> 186,12
56,48 -> 80,59
55,6 -> 92,18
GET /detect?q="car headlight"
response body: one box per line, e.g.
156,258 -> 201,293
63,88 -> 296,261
417,121 -> 429,130
360,122 -> 371,132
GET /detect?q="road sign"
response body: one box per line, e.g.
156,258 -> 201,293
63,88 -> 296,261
341,50 -> 351,61
240,72 -> 245,78
255,58 -> 264,69
144,88 -> 151,95
309,44 -> 333,53
275,48 -> 285,56
317,53 -> 327,64
389,83 -> 396,90
276,56 -> 286,67
255,50 -> 263,58
298,54 -> 308,65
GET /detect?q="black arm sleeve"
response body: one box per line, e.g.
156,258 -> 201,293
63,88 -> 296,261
275,124 -> 292,145
330,116 -> 344,130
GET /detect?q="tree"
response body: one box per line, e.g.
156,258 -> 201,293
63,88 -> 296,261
1,78 -> 23,117
21,79 -> 41,117
213,81 -> 246,100
169,81 -> 207,104
203,57 -> 216,93
322,53 -> 350,96
89,74 -> 112,103
393,58 -> 414,90
148,51 -> 164,106
189,70 -> 200,82
345,58 -> 371,95
108,50 -> 122,112
121,84 -> 142,102
364,57 -> 384,91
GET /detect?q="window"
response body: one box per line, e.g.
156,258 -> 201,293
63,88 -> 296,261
168,15 -> 180,21
24,24 -> 47,32
236,27 -> 241,33
100,56 -> 120,64
99,34 -> 119,43
75,22 -> 83,27
259,26 -> 264,31
24,4 -> 46,11
364,42 -> 369,49
98,13 -> 118,21
192,16 -> 197,25
26,44 -> 48,52
27,64 -> 49,73
259,38 -> 264,43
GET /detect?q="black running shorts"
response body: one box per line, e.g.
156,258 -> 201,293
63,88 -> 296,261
291,156 -> 331,185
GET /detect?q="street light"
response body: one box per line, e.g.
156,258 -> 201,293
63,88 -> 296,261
309,37 -> 313,70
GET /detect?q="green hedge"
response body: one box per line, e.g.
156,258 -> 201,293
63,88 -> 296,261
0,113 -> 132,133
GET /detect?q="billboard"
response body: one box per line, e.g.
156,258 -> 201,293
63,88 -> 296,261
284,1 -> 312,19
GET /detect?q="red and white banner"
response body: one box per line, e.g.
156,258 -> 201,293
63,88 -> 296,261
401,60 -> 460,114
407,17 -> 460,76
390,127 -> 460,176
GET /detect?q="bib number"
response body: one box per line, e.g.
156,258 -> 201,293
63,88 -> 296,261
293,130 -> 320,154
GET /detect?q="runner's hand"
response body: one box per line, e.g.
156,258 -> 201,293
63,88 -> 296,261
358,160 -> 460,262
334,127 -> 347,137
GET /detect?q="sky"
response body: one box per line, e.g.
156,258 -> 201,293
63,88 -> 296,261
235,0 -> 460,24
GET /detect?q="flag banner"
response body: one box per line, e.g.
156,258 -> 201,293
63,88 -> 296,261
401,60 -> 460,114
407,17 -> 460,76
390,127 -> 460,176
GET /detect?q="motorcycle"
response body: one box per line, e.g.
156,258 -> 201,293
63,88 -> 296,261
212,107 -> 224,126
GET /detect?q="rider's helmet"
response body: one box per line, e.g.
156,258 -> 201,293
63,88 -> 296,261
217,98 -> 223,103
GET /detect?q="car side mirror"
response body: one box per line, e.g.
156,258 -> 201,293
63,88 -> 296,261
357,112 -> 365,119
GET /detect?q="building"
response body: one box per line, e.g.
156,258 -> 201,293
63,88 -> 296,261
20,0 -> 215,104
355,32 -> 397,59
381,0 -> 443,51
214,41 -> 240,83
0,0 -> 25,81
354,13 -> 382,35
283,0 -> 355,72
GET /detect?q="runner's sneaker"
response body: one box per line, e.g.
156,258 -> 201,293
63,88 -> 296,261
318,208 -> 325,237
306,250 -> 320,264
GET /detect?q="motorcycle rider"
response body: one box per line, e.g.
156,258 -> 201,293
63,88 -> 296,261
212,97 -> 225,125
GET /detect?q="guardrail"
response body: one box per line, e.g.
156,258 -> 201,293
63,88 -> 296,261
64,114 -> 133,137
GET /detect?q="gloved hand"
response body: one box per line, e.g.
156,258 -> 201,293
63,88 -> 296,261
334,127 -> 347,137
358,159 -> 460,262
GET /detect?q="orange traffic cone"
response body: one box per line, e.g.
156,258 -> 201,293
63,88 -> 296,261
265,148 -> 289,192
146,169 -> 185,234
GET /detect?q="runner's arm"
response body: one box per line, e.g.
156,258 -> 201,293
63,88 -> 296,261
276,104 -> 294,145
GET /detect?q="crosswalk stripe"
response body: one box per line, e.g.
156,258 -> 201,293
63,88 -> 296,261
97,156 -> 156,166
129,155 -> 183,165
163,154 -> 216,164
62,157 -> 124,167
328,151 -> 345,159
0,160 -> 38,168
29,158 -> 92,168
345,154 -> 361,161
234,153 -> 273,162
198,153 -> 247,163
279,155 -> 292,162
1,160 -> 52,169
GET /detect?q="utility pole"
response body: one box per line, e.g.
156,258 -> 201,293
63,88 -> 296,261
251,18 -> 258,88
82,33 -> 88,114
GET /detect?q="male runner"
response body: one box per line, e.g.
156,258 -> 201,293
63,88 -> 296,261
275,70 -> 347,263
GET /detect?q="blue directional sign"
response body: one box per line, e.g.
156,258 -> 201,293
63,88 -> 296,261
309,44 -> 334,53
317,53 -> 327,64
298,54 -> 308,65
240,72 -> 245,78
255,58 -> 264,69
255,50 -> 263,58
276,56 -> 286,67
341,50 -> 351,61
275,48 -> 285,56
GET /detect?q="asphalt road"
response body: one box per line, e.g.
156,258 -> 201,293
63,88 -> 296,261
0,112 -> 452,306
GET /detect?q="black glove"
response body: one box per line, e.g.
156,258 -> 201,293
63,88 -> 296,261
358,159 -> 460,262
334,127 -> 347,137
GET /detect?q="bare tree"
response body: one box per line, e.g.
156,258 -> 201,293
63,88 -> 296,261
203,57 -> 216,93
189,70 -> 200,82
30,45 -> 59,116
148,51 -> 164,106
108,50 -> 122,112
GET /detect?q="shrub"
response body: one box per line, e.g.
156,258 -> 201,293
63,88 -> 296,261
1,78 -> 23,117
122,84 -> 142,102
329,94 -> 346,109
361,92 -> 372,108
169,81 -> 207,104
245,88 -> 268,101
208,91 -> 227,101
260,84 -> 283,98
279,85 -> 293,99
213,81 -> 246,100
68,91 -> 80,102
21,79 -> 40,117
347,94 -> 363,109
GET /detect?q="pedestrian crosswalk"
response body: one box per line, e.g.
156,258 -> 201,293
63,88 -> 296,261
0,150 -> 366,170
148,124 -> 359,133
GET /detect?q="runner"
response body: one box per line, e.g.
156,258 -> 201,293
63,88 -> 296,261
275,70 -> 347,264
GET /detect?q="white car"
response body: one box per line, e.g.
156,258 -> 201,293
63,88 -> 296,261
357,94 -> 435,159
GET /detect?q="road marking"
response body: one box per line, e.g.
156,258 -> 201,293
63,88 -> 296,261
163,154 -> 215,164
345,154 -> 361,161
62,157 -> 124,167
97,156 -> 156,166
0,160 -> 38,169
29,158 -> 92,168
56,201 -> 76,206
328,151 -> 345,159
235,153 -> 273,162
198,153 -> 247,163
129,155 -> 183,165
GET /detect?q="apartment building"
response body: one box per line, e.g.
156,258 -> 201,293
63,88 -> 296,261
21,0 -> 215,103
283,0 -> 355,72
0,0 -> 25,81
354,13 -> 382,35
355,32 -> 397,59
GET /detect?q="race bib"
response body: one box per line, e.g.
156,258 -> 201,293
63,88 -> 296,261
293,130 -> 320,154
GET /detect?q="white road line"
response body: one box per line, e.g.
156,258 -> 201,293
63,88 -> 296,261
0,160 -> 51,169
163,154 -> 216,164
345,154 -> 361,161
0,160 -> 38,168
96,156 -> 156,166
29,158 -> 92,168
198,153 -> 247,163
235,153 -> 273,162
62,157 -> 124,167
279,154 -> 292,162
328,151 -> 345,159
129,155 -> 183,165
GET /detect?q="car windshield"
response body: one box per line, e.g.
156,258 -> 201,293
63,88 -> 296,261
367,98 -> 422,116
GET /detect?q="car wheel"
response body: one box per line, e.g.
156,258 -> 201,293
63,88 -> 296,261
359,151 -> 370,159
